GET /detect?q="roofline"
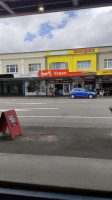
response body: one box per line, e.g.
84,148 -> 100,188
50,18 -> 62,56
0,45 -> 112,56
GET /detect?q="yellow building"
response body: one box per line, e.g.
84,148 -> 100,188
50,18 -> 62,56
46,48 -> 98,73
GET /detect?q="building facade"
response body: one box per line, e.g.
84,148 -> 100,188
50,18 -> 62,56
46,48 -> 97,95
0,46 -> 112,96
96,46 -> 112,95
0,51 -> 46,96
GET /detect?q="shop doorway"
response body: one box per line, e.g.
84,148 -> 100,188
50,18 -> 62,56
102,83 -> 112,95
55,84 -> 63,95
63,83 -> 70,95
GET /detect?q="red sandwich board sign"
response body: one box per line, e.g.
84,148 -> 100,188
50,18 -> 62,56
0,110 -> 22,140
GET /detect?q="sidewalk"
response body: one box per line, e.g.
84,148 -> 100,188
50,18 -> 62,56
0,153 -> 112,191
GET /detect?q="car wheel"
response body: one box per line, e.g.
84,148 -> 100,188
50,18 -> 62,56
88,94 -> 93,99
71,94 -> 75,99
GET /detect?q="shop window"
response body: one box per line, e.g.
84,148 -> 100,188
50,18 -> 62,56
104,59 -> 112,69
29,64 -> 41,73
6,65 -> 18,73
28,81 -> 40,92
77,61 -> 91,70
49,62 -> 68,70
3,81 -> 23,95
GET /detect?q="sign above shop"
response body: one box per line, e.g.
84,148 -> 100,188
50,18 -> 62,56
73,48 -> 95,54
69,72 -> 82,76
14,74 -> 38,78
0,74 -> 14,78
83,72 -> 96,76
38,69 -> 69,77
97,70 -> 112,75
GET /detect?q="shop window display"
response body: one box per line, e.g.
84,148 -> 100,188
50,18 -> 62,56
28,81 -> 40,92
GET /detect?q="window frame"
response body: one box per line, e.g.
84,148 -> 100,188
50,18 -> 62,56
29,63 -> 41,73
6,65 -> 18,74
50,62 -> 68,70
77,61 -> 91,70
104,59 -> 112,69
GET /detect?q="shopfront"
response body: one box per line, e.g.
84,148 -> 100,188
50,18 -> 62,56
83,72 -> 97,91
97,70 -> 112,95
70,72 -> 83,89
47,80 -> 70,96
38,69 -> 70,96
25,79 -> 46,96
0,80 -> 24,96
38,69 -> 84,96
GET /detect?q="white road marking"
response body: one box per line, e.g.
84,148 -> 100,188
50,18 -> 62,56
0,108 -> 59,112
0,102 -> 46,105
18,116 -> 112,119
16,103 -> 47,105
28,108 -> 59,110
0,109 -> 29,112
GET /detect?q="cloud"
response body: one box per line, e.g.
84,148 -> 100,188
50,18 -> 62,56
39,22 -> 53,38
24,32 -> 36,41
0,6 -> 112,53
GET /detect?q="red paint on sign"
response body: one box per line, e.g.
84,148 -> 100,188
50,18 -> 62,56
69,72 -> 82,76
0,110 -> 22,140
38,69 -> 69,77
73,48 -> 95,54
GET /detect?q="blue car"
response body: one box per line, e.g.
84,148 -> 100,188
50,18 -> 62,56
69,88 -> 97,99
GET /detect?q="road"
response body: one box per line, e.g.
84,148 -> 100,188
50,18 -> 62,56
0,97 -> 112,159
0,97 -> 112,128
0,97 -> 112,191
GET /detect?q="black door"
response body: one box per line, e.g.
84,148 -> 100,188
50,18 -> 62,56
55,84 -> 63,95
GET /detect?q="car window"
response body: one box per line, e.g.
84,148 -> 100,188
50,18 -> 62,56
80,89 -> 86,91
74,89 -> 80,91
0,1 -> 112,197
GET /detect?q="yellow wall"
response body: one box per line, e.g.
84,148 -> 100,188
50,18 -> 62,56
72,54 -> 96,72
47,54 -> 97,72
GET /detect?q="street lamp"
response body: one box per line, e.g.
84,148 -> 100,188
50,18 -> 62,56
38,6 -> 44,12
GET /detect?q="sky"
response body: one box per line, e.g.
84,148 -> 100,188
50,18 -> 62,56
0,6 -> 112,53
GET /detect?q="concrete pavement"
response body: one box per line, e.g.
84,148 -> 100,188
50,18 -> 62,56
0,153 -> 112,192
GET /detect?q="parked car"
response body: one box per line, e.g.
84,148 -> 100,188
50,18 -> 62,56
69,88 -> 97,99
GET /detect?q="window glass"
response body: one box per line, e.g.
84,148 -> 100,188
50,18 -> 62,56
77,61 -> 91,70
74,89 -> 80,91
80,89 -> 86,91
28,80 -> 40,92
104,59 -> 112,69
52,62 -> 66,70
29,64 -> 41,72
6,65 -> 18,73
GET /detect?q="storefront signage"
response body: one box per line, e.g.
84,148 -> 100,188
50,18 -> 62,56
83,72 -> 96,76
14,74 -> 38,78
38,70 -> 69,77
69,72 -> 82,76
97,70 -> 112,75
85,76 -> 95,79
49,51 -> 67,55
73,48 -> 95,54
